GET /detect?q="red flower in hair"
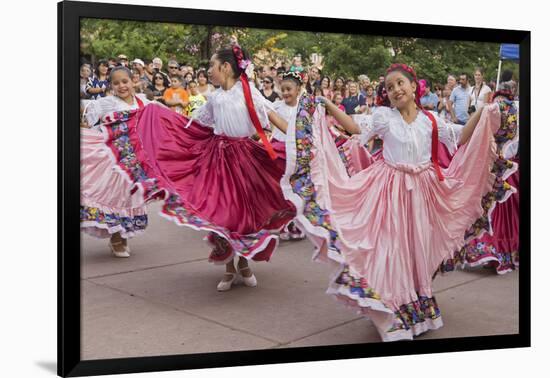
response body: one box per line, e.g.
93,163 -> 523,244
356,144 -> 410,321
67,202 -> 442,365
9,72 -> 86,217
232,43 -> 251,71
387,63 -> 417,82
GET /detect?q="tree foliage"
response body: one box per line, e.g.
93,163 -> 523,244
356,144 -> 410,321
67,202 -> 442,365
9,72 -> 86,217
80,19 -> 515,84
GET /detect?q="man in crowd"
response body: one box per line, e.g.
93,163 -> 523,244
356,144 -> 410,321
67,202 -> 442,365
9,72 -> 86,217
447,74 -> 458,90
152,57 -> 169,82
132,58 -> 145,76
142,59 -> 155,86
309,66 -> 321,87
420,79 -> 439,111
117,54 -> 129,67
449,73 -> 471,125
167,60 -> 180,79
358,74 -> 371,97
153,57 -> 164,72
108,57 -> 118,68
376,74 -> 385,93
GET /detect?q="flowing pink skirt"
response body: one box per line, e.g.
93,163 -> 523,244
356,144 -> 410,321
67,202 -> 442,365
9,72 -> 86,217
80,127 -> 148,238
282,96 -> 518,341
103,104 -> 295,263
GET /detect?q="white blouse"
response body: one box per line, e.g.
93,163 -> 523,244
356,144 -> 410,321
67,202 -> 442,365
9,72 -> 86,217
359,107 -> 463,165
470,84 -> 492,110
190,80 -> 275,137
84,94 -> 150,128
271,100 -> 298,142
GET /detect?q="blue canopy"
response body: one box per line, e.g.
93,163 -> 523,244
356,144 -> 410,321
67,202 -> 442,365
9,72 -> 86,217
500,44 -> 519,61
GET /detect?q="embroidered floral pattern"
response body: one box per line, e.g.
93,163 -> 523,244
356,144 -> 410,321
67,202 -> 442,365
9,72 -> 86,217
105,111 -> 164,200
439,242 -> 519,275
290,94 -> 343,252
80,205 -> 148,234
336,267 -> 442,334
162,193 -> 289,259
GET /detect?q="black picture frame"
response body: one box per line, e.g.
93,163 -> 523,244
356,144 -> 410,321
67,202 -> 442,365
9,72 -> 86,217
59,1 -> 531,376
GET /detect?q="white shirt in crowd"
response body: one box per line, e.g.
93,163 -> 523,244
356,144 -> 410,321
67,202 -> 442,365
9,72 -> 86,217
470,83 -> 492,110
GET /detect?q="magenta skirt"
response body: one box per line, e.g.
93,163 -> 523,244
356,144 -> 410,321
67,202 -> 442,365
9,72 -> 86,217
103,104 -> 296,263
442,158 -> 519,274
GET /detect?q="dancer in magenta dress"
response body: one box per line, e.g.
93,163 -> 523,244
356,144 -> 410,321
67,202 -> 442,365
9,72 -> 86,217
282,63 -> 517,341
440,88 -> 520,275
80,67 -> 150,257
100,45 -> 296,291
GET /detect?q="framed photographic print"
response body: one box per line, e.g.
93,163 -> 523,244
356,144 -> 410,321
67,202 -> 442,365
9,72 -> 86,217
59,0 -> 530,376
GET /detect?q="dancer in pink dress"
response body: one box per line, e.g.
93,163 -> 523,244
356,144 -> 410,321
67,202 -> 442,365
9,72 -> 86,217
101,45 -> 295,291
282,63 -> 517,341
80,66 -> 150,257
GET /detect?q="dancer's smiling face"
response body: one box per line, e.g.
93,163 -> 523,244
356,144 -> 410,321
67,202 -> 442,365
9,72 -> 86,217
385,70 -> 417,110
281,79 -> 300,106
111,69 -> 134,100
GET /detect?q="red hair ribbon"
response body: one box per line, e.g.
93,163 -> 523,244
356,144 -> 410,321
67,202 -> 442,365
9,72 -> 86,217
387,63 -> 444,181
240,74 -> 277,160
232,43 -> 277,160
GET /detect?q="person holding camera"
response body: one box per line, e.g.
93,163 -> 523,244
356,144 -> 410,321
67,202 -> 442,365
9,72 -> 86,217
449,73 -> 471,125
470,67 -> 492,114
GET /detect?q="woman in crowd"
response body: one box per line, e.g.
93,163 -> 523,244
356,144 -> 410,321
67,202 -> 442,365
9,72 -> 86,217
148,72 -> 169,102
260,75 -> 281,102
196,69 -> 216,98
86,59 -> 110,100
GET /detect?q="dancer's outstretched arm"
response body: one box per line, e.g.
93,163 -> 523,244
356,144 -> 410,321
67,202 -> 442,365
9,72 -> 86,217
458,105 -> 484,145
268,111 -> 288,133
316,96 -> 361,135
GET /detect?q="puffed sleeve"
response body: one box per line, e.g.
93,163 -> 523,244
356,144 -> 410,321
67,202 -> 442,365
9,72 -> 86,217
188,97 -> 215,128
359,107 -> 390,145
83,97 -> 109,128
434,114 -> 463,153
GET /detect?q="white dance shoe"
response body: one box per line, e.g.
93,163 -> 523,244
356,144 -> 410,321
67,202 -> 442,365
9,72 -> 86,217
217,272 -> 240,292
109,240 -> 131,258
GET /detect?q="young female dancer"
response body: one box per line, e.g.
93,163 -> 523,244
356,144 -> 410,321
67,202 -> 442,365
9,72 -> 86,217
269,71 -> 306,241
80,66 -> 150,257
101,45 -> 295,290
282,63 -> 517,341
440,86 -> 519,275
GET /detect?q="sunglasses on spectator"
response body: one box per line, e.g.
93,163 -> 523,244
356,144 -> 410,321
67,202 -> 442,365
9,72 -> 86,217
169,66 -> 178,69
263,80 -> 273,84
155,76 -> 164,80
